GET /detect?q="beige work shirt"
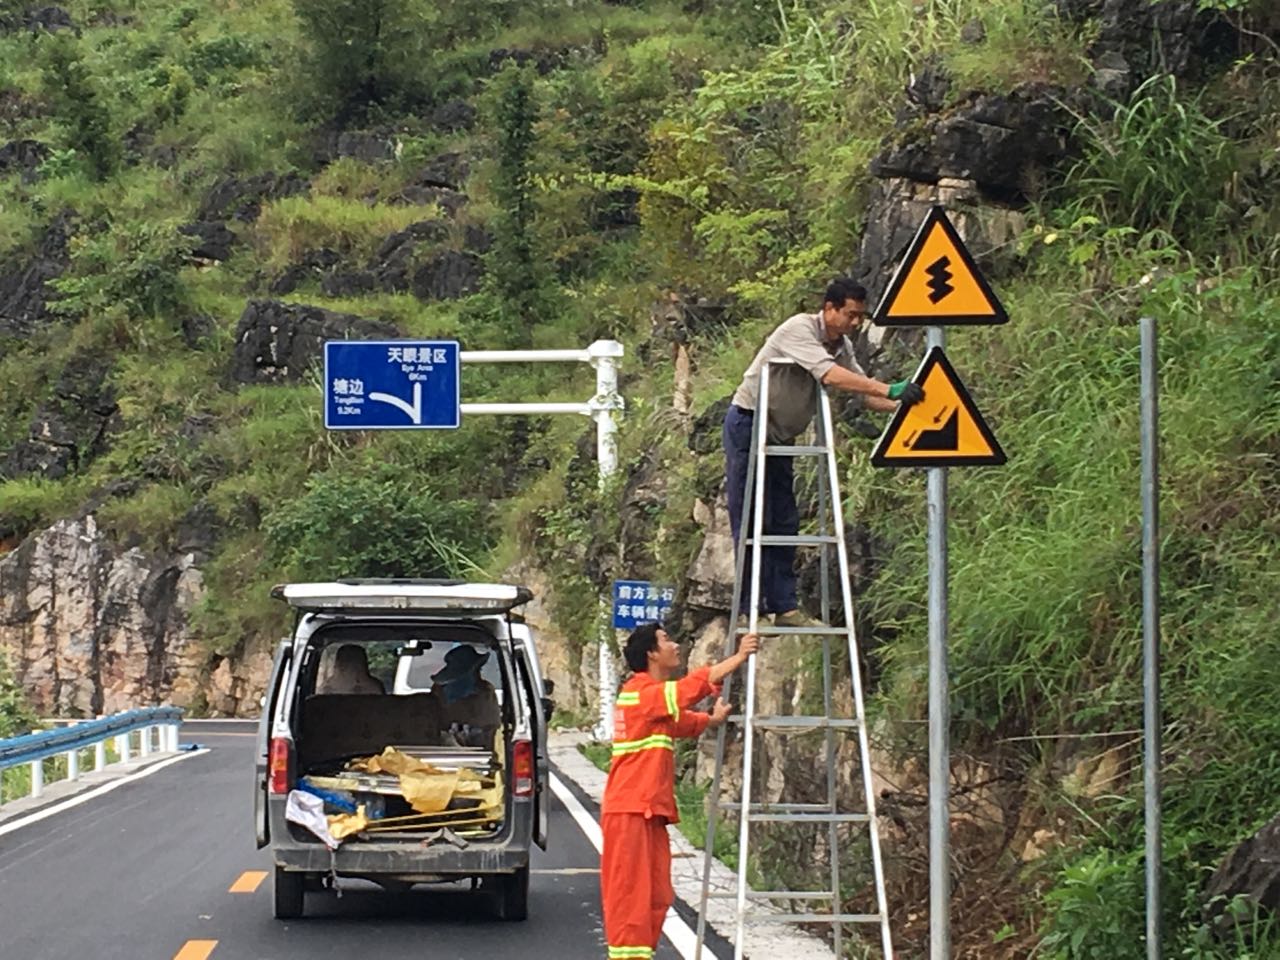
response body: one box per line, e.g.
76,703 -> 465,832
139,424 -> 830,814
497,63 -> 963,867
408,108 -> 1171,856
731,312 -> 865,441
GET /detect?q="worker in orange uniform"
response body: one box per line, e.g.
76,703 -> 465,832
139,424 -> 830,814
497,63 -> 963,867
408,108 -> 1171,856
601,622 -> 760,960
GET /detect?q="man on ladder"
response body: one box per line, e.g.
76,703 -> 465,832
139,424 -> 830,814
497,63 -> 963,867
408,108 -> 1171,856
697,276 -> 922,959
722,278 -> 923,624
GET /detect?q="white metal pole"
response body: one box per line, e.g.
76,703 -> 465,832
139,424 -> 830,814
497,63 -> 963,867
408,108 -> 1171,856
590,340 -> 623,480
29,760 -> 42,799
117,733 -> 130,763
95,740 -> 105,771
140,725 -> 153,757
67,747 -> 79,782
461,402 -> 591,416
588,340 -> 625,740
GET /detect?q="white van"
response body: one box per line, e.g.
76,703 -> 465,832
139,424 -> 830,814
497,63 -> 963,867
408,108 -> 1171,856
254,579 -> 553,920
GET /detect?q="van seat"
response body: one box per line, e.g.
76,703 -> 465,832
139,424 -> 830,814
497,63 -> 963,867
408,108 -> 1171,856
298,693 -> 444,771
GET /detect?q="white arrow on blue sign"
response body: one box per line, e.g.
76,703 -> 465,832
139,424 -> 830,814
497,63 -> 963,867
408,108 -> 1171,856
324,340 -> 461,430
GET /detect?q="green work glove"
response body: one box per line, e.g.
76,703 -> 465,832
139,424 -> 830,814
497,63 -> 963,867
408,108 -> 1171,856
887,381 -> 924,406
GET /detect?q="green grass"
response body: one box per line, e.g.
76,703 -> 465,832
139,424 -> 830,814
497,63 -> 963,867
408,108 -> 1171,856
253,195 -> 436,270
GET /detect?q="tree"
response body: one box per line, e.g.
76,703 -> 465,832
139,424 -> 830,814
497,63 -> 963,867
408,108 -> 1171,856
484,61 -> 555,343
291,0 -> 431,118
39,34 -> 118,180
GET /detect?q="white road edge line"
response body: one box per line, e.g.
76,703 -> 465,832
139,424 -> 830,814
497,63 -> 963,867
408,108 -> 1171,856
549,771 -> 704,960
0,749 -> 209,838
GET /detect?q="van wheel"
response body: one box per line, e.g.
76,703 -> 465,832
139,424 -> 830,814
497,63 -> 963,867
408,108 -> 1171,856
495,866 -> 529,921
274,867 -> 304,919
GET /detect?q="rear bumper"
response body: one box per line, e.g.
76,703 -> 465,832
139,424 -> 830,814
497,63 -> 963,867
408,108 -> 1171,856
268,798 -> 533,877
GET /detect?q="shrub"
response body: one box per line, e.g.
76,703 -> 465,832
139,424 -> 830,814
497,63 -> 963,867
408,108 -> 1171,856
1039,847 -> 1146,959
50,221 -> 193,324
0,652 -> 37,739
260,465 -> 489,581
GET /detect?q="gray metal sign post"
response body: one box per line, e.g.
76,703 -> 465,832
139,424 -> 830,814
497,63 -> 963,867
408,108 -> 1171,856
926,325 -> 951,960
871,205 -> 1010,960
1140,317 -> 1161,960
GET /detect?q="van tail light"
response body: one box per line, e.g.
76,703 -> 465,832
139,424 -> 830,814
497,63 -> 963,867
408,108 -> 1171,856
513,738 -> 534,797
268,737 -> 292,795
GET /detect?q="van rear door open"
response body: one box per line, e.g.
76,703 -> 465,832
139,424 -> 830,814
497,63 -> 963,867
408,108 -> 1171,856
255,640 -> 292,848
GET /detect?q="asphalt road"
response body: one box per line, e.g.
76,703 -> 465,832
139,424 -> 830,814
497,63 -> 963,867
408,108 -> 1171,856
0,721 -> 690,960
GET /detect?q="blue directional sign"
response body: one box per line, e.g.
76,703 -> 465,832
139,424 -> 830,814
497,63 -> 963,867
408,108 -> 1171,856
324,340 -> 460,430
612,580 -> 675,630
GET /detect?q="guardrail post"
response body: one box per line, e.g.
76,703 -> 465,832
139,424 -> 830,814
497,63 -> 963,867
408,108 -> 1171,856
67,747 -> 79,782
30,760 -> 43,799
94,740 -> 106,771
117,733 -> 130,763
140,725 -> 152,758
169,723 -> 180,752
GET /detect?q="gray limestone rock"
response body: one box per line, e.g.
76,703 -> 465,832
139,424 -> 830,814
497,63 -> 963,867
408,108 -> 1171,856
229,299 -> 397,385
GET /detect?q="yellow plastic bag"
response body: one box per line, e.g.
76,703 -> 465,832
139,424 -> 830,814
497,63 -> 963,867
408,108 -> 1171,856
327,804 -> 370,840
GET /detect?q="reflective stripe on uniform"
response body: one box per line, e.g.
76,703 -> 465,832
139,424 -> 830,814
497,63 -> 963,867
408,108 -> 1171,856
616,691 -> 640,706
611,734 -> 674,756
607,947 -> 654,959
663,681 -> 679,721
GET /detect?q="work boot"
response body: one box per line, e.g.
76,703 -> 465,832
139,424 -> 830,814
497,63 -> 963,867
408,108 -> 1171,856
772,610 -> 822,630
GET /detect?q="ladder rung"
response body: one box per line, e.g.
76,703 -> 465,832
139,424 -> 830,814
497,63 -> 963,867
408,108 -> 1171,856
706,890 -> 836,900
735,624 -> 847,636
727,715 -> 862,730
744,534 -> 838,546
762,444 -> 830,456
743,812 -> 868,824
743,913 -> 884,925
721,801 -> 832,813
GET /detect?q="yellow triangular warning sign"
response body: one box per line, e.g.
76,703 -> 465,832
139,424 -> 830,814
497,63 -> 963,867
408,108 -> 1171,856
871,347 -> 1005,468
874,206 -> 1008,326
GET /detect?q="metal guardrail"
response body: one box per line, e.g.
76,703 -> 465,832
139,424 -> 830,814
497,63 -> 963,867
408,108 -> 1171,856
0,707 -> 184,806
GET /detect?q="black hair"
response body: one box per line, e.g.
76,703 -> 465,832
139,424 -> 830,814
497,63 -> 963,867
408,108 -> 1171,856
623,622 -> 662,673
824,277 -> 868,309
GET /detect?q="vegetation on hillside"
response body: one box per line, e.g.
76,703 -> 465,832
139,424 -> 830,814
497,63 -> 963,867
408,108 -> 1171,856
1,0 -> 1278,955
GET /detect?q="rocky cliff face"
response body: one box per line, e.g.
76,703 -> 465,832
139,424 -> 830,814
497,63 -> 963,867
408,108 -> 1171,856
0,514 -> 267,717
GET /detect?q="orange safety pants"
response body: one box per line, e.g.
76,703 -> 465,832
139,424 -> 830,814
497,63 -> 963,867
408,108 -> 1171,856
601,812 -> 673,959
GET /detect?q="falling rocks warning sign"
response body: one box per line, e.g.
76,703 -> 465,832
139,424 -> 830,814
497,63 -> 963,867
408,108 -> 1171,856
871,347 -> 1006,468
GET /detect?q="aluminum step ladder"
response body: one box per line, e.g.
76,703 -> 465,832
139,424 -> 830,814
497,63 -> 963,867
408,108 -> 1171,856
695,360 -> 894,960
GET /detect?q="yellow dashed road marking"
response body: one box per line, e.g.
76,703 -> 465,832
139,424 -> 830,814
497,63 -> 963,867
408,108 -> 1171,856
229,870 -> 268,894
173,940 -> 217,960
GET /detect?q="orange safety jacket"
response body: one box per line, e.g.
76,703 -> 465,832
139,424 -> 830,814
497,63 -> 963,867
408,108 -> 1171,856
602,667 -> 719,822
